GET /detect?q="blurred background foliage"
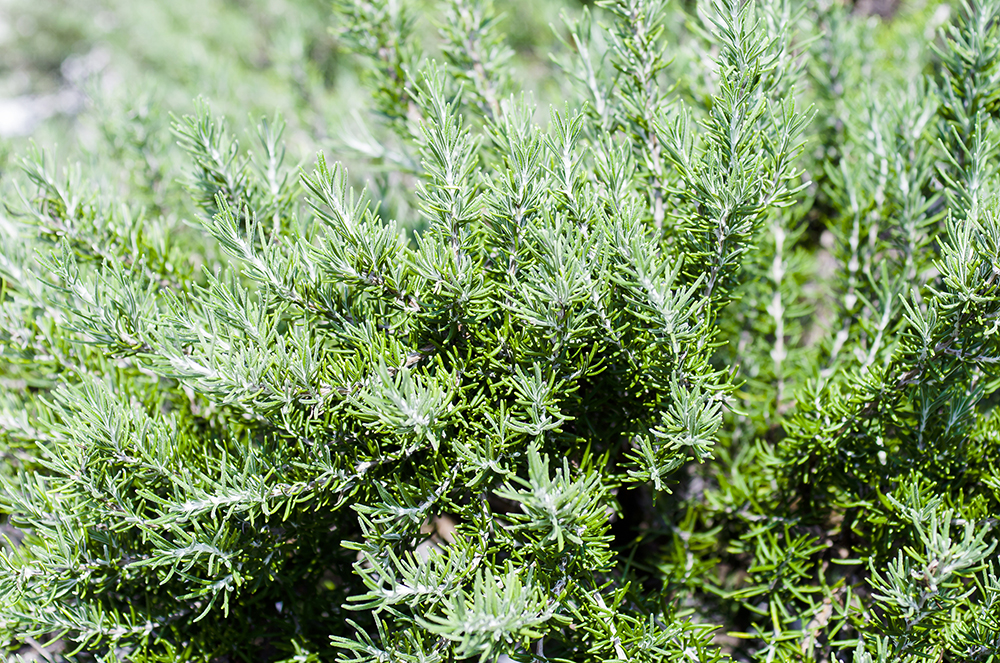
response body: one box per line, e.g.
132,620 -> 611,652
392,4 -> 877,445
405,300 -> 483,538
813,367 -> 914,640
0,0 -> 583,233
0,0 -> 958,248
0,0 -> 570,157
0,0 -> 955,177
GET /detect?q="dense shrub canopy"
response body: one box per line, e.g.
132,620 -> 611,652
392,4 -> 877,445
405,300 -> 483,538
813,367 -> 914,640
2,0 -> 1000,661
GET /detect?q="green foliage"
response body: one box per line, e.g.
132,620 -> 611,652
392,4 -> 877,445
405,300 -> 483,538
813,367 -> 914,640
2,0 -> 1000,661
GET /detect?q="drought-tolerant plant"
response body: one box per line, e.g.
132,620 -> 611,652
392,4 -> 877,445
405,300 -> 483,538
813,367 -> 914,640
1,0 -> 1000,661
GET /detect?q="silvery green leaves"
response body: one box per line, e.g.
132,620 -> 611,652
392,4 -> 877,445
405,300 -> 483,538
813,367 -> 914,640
332,0 -> 420,136
418,565 -> 557,662
765,1 -> 1000,660
865,487 -> 996,660
6,72 -> 742,662
934,0 -> 1000,147
173,104 -> 298,228
598,0 -> 674,229
350,361 -> 456,452
438,0 -> 513,123
626,382 -> 724,492
305,154 -> 410,302
309,58 -> 739,658
0,375 -> 353,651
0,0 -> 920,663
662,0 -> 809,309
495,445 -> 612,568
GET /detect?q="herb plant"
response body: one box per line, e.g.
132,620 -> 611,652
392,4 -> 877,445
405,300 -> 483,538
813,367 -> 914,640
1,0 -> 1000,661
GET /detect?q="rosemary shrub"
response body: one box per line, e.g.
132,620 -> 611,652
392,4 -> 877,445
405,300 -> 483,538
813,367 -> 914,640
1,0 -> 1000,661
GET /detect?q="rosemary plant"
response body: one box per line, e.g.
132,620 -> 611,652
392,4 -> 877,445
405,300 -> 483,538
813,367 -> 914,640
1,0 -> 999,661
